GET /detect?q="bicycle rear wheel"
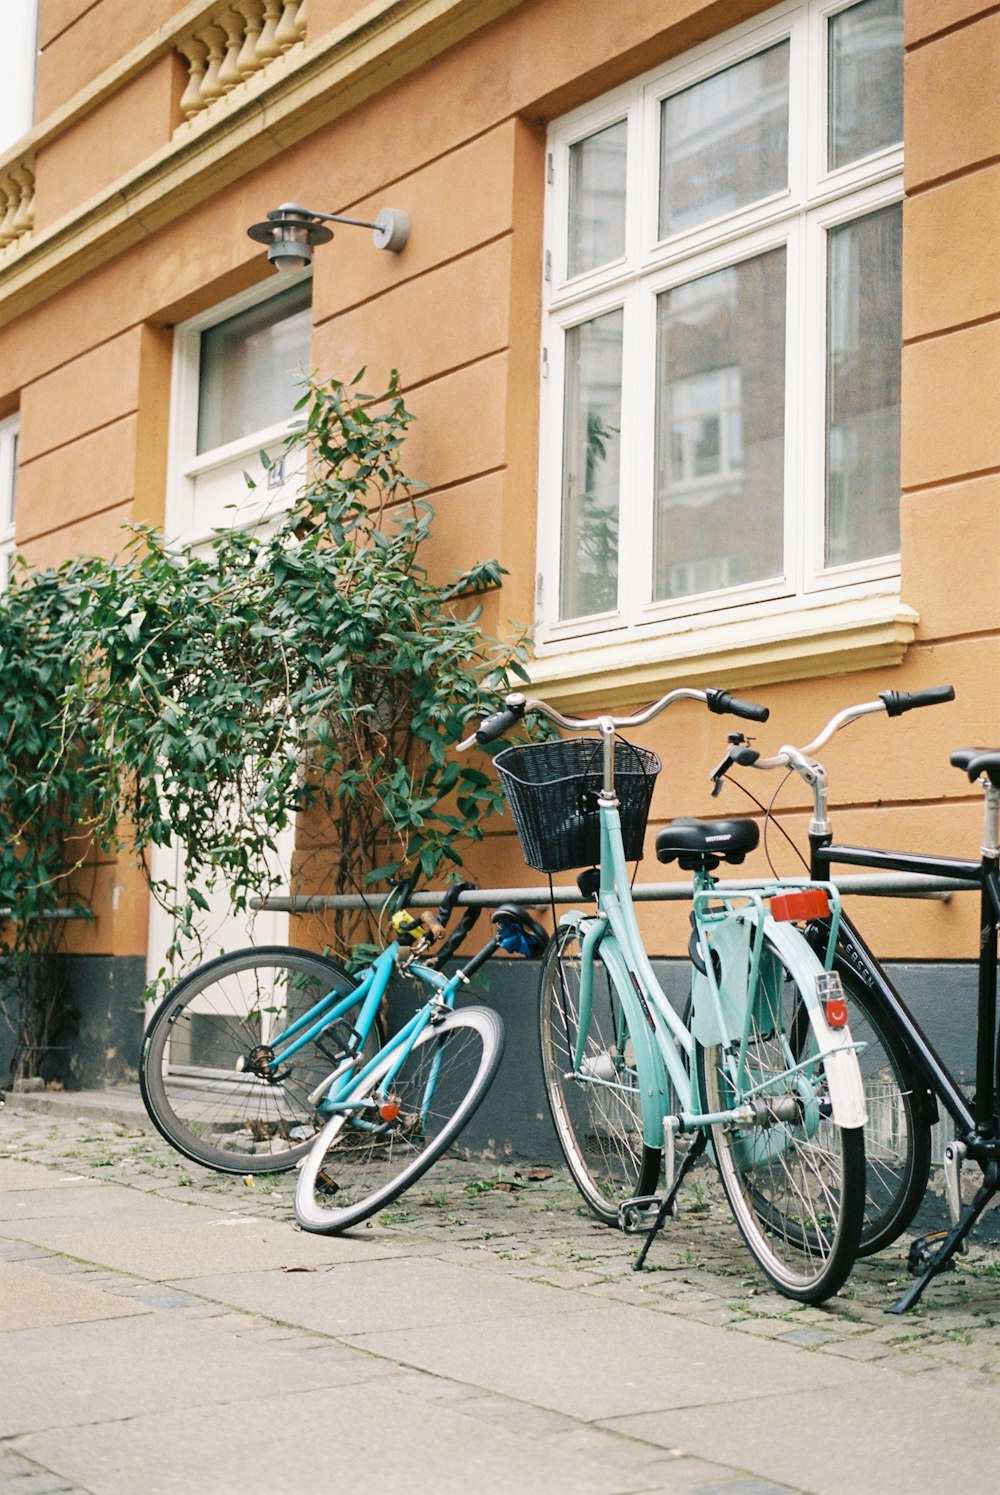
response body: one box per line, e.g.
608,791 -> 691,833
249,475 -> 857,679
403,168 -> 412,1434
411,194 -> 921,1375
141,947 -> 371,1174
539,925 -> 661,1225
294,1005 -> 504,1234
837,966 -> 932,1256
695,932 -> 864,1302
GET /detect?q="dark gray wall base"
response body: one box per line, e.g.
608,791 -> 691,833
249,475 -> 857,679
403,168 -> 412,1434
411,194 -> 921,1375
0,955 -> 147,1091
64,955 -> 147,1089
386,956 -> 980,1165
2,950 -> 978,1154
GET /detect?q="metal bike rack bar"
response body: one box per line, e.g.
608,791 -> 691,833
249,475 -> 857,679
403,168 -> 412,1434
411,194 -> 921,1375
0,908 -> 86,921
254,870 -> 977,914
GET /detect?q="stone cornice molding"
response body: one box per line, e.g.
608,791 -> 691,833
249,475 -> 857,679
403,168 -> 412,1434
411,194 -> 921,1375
0,0 -> 527,329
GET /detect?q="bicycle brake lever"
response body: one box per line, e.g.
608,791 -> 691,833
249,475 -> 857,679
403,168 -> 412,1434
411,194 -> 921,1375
710,734 -> 749,797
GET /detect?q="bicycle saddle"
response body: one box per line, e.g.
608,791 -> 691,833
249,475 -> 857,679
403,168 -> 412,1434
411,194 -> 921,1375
952,748 -> 1000,787
655,817 -> 759,871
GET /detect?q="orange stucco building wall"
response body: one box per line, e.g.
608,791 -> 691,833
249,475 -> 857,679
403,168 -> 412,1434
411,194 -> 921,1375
1,0 -> 998,983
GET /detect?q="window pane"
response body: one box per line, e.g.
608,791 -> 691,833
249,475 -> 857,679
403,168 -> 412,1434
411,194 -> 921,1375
828,0 -> 903,171
2,431 -> 17,530
0,0 -> 37,155
568,120 -> 628,278
559,309 -> 623,619
197,282 -> 312,454
654,251 -> 786,601
825,202 -> 901,567
659,43 -> 789,238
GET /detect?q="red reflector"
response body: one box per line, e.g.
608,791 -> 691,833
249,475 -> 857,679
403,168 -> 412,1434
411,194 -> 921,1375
825,996 -> 849,1028
379,1101 -> 401,1122
771,888 -> 830,922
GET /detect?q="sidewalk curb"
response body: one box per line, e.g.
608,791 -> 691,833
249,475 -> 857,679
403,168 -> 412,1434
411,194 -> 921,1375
1,1086 -> 152,1130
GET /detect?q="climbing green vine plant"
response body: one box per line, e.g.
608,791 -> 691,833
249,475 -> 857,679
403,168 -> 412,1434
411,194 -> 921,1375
0,371 -> 530,1082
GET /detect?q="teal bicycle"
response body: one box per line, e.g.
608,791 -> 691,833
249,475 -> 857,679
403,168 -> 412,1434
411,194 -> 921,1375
464,686 -> 868,1302
140,882 -> 546,1231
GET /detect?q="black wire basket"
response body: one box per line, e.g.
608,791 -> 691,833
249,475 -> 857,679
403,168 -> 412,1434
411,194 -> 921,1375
494,737 -> 660,873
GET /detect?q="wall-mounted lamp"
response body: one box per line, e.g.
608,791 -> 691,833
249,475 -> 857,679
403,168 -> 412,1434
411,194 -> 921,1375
247,201 -> 410,271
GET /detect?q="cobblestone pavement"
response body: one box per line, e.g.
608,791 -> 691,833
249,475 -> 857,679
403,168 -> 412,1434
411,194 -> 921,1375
4,1094 -> 1000,1397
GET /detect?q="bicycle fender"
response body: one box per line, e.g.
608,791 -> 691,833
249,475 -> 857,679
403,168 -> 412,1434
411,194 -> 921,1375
764,918 -> 867,1132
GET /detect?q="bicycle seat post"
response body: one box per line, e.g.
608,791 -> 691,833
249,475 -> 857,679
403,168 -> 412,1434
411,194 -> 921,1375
980,777 -> 1000,861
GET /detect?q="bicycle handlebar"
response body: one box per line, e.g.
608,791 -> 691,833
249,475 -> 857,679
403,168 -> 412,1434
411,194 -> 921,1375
458,684 -> 769,750
711,684 -> 956,789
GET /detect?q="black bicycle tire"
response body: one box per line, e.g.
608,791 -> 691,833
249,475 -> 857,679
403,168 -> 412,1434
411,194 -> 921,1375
538,925 -> 661,1225
294,1005 -> 504,1234
140,946 -> 365,1174
836,964 -> 933,1256
694,930 -> 865,1303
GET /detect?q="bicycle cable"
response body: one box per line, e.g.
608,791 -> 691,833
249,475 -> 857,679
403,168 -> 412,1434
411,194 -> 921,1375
718,767 -> 807,880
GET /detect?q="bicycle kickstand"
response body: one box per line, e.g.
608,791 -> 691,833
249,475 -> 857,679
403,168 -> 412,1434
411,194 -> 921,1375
888,1160 -> 1000,1314
630,1129 -> 708,1272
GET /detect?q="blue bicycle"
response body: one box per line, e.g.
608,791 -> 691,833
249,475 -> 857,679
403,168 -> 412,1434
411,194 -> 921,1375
141,883 -> 546,1232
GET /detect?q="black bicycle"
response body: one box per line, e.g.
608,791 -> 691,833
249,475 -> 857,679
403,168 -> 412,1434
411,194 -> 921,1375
708,684 -> 1000,1310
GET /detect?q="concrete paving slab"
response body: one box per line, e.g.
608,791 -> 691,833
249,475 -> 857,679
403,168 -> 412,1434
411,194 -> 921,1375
177,1253 -> 591,1338
0,1158 -> 67,1191
0,1311 -> 384,1439
5,1102 -> 1000,1494
4,1215 -> 410,1280
0,1181 -> 217,1226
608,1375 -> 1000,1494
336,1292 -> 873,1421
11,1378 -> 692,1495
0,1261 -> 150,1332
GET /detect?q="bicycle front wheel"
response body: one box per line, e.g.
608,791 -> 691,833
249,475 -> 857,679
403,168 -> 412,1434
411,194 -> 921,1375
140,947 -> 370,1174
695,933 -> 864,1303
294,1005 -> 504,1234
539,925 -> 661,1225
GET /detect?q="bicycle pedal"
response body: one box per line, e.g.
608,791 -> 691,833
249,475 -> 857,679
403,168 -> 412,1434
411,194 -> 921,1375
618,1194 -> 673,1234
906,1230 -> 956,1277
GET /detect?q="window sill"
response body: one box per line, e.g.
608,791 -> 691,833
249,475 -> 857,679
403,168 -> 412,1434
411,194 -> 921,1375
527,592 -> 918,711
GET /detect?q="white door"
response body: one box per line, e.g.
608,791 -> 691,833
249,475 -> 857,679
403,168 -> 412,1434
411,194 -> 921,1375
148,275 -> 313,985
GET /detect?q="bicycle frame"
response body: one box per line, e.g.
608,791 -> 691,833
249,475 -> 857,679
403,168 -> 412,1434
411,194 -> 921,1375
561,729 -> 863,1153
314,952 -> 459,1124
257,943 -> 395,1084
811,843 -> 1000,1147
242,939 -> 463,1128
810,843 -> 1000,1312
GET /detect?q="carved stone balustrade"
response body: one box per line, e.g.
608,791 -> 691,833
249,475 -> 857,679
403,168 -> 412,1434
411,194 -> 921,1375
176,0 -> 307,121
0,158 -> 35,251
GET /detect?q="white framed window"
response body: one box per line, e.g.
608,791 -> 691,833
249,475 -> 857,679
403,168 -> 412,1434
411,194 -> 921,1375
0,0 -> 38,154
536,0 -> 904,677
0,416 -> 19,592
167,274 -> 313,542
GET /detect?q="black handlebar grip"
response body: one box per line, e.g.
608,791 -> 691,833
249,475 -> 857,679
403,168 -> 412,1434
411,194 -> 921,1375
475,698 -> 526,744
879,685 -> 955,718
706,689 -> 770,723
